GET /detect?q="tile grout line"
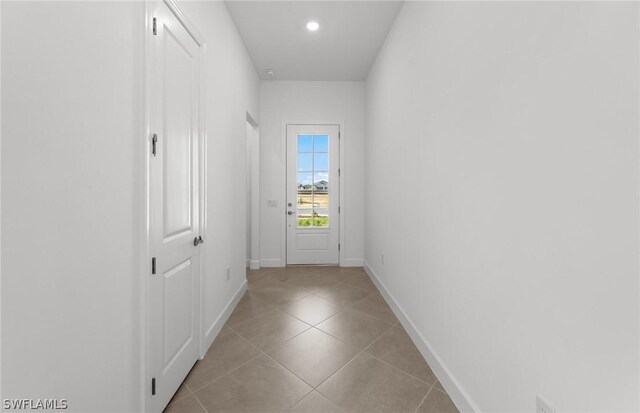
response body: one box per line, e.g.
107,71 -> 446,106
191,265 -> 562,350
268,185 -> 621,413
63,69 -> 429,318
260,351 -> 316,408
182,268 -> 364,408
226,307 -> 280,330
314,316 -> 437,413
251,269 -> 368,296
187,322 -> 430,413
352,269 -> 443,410
310,286 -> 375,307
226,307 -> 397,412
314,315 -> 395,350
224,291 -> 277,328
336,274 -> 441,387
229,291 -> 311,328
240,281 -> 390,331
188,350 -> 265,394
431,382 -> 448,395
305,325 -> 365,355
261,324 -> 363,390
192,391 -> 209,413
313,319 -> 396,399
309,313 -> 436,389
260,323 -> 315,354
347,304 -> 398,325
279,305 -> 346,328
253,289 -> 313,307
309,283 -> 400,326
186,328 -> 266,394
336,280 -> 378,294
225,268 -> 439,412
336,274 -> 440,388
229,317 -> 318,411
316,305 -> 395,332
317,274 -> 404,333
166,383 -> 192,406
229,312 -> 315,356
414,384 -> 435,413
254,273 -> 332,299
364,352 -> 437,387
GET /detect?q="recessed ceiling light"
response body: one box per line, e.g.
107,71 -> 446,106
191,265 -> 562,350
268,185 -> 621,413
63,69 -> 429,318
306,21 -> 319,32
265,68 -> 275,76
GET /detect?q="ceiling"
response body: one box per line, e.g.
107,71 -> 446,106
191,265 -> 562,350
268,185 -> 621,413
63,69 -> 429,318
225,1 -> 404,81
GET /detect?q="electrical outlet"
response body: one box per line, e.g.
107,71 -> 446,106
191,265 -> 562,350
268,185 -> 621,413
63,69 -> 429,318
226,266 -> 231,281
536,396 -> 555,413
381,254 -> 385,265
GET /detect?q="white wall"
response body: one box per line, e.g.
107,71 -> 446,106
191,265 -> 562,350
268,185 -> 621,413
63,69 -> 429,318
2,2 -> 145,411
1,1 -> 259,411
259,81 -> 365,267
365,2 -> 639,412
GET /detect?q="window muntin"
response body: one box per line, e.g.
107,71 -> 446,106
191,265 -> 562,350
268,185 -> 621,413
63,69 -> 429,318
296,134 -> 329,228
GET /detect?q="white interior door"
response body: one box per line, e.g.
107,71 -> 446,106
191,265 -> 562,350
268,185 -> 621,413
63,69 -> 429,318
287,125 -> 340,265
148,2 -> 202,410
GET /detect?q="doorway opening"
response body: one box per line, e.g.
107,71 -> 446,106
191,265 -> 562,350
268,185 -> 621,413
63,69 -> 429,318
246,114 -> 260,270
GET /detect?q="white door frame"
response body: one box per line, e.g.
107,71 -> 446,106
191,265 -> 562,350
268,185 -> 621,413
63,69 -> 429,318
142,1 -> 207,411
282,121 -> 345,267
246,113 -> 260,270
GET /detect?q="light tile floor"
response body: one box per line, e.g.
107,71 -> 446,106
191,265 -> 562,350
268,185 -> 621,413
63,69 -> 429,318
164,266 -> 460,413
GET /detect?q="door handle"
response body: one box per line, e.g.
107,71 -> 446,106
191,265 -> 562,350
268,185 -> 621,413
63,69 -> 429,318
193,236 -> 203,246
287,211 -> 295,215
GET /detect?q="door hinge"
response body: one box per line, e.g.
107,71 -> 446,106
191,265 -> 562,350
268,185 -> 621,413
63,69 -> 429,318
152,17 -> 157,35
338,243 -> 341,251
338,206 -> 341,213
152,133 -> 158,156
151,378 -> 156,396
339,132 -> 341,139
151,257 -> 156,275
338,168 -> 341,177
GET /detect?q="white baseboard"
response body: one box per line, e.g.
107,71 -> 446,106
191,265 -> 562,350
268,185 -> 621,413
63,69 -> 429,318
259,258 -> 362,268
342,258 -> 364,267
201,279 -> 247,358
249,260 -> 260,270
363,261 -> 480,413
260,258 -> 282,268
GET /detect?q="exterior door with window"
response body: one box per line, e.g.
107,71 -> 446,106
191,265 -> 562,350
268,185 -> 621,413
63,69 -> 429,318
286,125 -> 340,264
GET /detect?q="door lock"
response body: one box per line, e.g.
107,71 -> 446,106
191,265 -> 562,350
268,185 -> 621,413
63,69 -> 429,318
193,235 -> 203,246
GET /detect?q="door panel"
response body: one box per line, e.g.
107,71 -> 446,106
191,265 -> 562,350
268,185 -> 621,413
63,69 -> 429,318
162,259 -> 193,369
149,2 -> 202,411
296,233 -> 329,250
163,27 -> 193,237
286,125 -> 340,264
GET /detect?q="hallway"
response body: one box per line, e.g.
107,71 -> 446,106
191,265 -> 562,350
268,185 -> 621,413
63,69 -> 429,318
165,267 -> 458,413
2,1 -> 638,411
